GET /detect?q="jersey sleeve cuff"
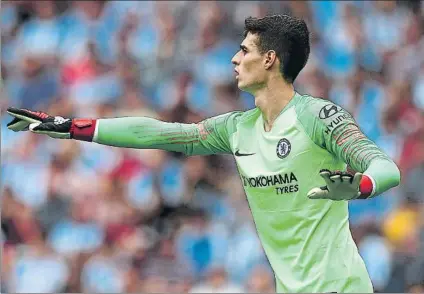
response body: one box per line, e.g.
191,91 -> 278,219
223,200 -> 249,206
70,119 -> 97,142
93,120 -> 100,142
358,175 -> 376,199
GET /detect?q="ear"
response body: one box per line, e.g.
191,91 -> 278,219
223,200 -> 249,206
264,50 -> 277,70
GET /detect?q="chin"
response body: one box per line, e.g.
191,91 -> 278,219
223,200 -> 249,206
237,80 -> 248,91
238,83 -> 254,94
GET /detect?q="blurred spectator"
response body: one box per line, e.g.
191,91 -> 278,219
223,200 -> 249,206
189,264 -> 245,293
2,1 -> 424,293
358,226 -> 393,292
175,209 -> 229,277
47,199 -> 105,257
7,239 -> 70,293
81,243 -> 127,293
244,264 -> 275,293
141,234 -> 193,292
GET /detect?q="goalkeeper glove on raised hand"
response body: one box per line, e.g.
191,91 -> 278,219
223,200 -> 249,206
307,169 -> 374,201
6,107 -> 97,141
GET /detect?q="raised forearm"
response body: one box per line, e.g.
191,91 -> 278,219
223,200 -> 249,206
362,157 -> 401,197
330,123 -> 401,197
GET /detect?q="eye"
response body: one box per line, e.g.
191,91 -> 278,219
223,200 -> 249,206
239,46 -> 248,55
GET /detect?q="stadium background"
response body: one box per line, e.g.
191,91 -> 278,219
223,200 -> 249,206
1,0 -> 424,292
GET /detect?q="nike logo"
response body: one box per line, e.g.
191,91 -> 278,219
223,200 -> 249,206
234,150 -> 255,157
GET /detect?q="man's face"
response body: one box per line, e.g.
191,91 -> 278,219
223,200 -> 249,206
231,32 -> 268,93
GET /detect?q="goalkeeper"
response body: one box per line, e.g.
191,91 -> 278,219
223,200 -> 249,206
7,15 -> 400,293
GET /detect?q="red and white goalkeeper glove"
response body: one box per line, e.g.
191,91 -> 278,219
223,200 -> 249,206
307,169 -> 375,200
7,107 -> 97,142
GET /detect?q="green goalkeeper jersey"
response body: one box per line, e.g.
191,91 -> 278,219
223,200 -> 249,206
95,92 -> 400,293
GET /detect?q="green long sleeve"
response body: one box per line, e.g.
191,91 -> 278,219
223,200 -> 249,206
93,112 -> 242,156
296,96 -> 401,196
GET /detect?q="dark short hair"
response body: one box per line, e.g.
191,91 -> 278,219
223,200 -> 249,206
244,14 -> 310,83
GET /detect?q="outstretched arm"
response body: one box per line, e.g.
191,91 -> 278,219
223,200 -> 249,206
93,114 -> 238,156
6,107 -> 242,156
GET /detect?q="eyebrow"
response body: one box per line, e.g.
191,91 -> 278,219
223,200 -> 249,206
240,44 -> 248,51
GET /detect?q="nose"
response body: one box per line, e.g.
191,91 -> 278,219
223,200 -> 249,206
231,52 -> 240,66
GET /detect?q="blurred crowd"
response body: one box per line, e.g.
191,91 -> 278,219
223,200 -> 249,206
1,0 -> 424,293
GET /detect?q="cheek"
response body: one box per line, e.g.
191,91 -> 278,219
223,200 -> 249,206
241,58 -> 254,74
242,58 -> 262,78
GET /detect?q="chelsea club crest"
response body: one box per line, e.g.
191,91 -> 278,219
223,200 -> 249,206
276,138 -> 291,159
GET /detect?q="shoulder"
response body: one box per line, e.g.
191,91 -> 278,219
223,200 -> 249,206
199,108 -> 259,138
295,94 -> 341,116
295,94 -> 355,125
213,107 -> 260,127
235,107 -> 261,122
202,108 -> 258,124
225,108 -> 261,135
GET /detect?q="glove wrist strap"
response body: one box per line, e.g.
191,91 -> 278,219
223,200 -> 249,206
357,175 -> 374,199
70,119 -> 97,142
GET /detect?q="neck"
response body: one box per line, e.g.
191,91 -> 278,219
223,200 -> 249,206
254,77 -> 295,132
